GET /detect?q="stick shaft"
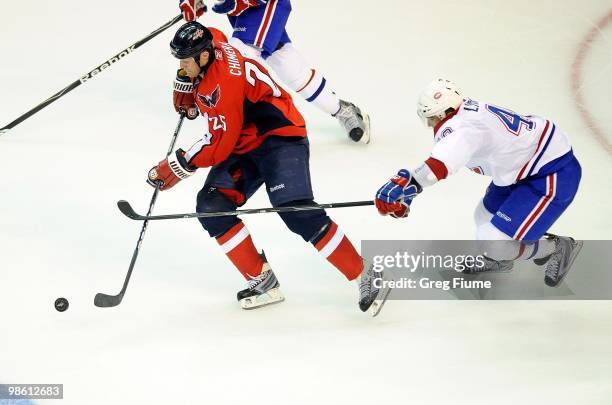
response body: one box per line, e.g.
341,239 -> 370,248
1,15 -> 183,134
109,115 -> 185,301
119,200 -> 375,221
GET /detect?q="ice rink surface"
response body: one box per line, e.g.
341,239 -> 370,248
1,1 -> 611,404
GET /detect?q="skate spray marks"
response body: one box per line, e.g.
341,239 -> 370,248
570,9 -> 612,155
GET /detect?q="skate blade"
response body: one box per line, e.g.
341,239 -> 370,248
463,268 -> 513,275
360,113 -> 371,144
240,288 -> 285,310
370,286 -> 391,317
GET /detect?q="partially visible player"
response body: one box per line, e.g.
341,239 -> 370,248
178,0 -> 371,144
148,22 -> 388,315
375,78 -> 583,287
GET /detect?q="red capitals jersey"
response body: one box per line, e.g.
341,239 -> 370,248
183,34 -> 306,168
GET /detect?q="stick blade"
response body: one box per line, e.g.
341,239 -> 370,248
0,128 -> 9,136
117,200 -> 141,220
94,292 -> 123,308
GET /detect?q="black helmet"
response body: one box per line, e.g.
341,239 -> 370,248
170,22 -> 214,59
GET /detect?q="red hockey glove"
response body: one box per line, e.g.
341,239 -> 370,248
180,0 -> 206,21
375,200 -> 410,218
173,69 -> 199,120
147,149 -> 195,191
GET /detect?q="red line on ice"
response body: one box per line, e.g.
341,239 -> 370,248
570,9 -> 612,155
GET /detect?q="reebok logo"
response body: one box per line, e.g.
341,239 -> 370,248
496,211 -> 511,222
269,184 -> 285,193
80,45 -> 136,83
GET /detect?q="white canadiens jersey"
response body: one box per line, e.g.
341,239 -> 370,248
431,99 -> 572,186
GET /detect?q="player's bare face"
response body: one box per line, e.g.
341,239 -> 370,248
427,116 -> 441,128
179,52 -> 211,79
180,58 -> 200,79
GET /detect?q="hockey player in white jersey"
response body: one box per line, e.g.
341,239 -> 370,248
178,0 -> 371,143
375,79 -> 583,287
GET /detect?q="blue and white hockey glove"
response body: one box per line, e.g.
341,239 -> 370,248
213,0 -> 266,16
375,169 -> 422,218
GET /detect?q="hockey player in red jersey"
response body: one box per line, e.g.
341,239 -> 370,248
148,22 -> 388,315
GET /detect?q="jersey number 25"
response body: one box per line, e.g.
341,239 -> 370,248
486,104 -> 534,136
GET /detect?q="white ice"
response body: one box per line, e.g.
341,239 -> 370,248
1,1 -> 611,404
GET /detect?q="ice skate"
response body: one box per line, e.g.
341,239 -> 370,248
462,256 -> 514,274
358,260 -> 390,317
333,99 -> 371,144
237,259 -> 285,309
544,235 -> 583,287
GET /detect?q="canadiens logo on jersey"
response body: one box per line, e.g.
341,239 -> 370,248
199,85 -> 221,108
441,127 -> 453,138
435,127 -> 453,143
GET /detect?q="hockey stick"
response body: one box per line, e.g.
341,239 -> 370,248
94,114 -> 186,308
0,13 -> 189,135
117,199 -> 375,221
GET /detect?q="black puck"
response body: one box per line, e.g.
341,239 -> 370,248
55,297 -> 69,312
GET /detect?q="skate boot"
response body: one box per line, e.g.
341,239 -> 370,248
358,260 -> 390,317
462,256 -> 514,274
544,236 -> 583,287
333,99 -> 371,144
237,256 -> 285,309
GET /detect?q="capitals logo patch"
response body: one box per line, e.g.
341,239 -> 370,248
198,84 -> 221,108
192,28 -> 205,40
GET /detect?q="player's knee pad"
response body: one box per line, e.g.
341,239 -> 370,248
229,37 -> 263,61
196,187 -> 241,238
476,221 -> 513,241
266,43 -> 311,90
277,200 -> 331,242
476,222 -> 521,260
267,43 -> 339,114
